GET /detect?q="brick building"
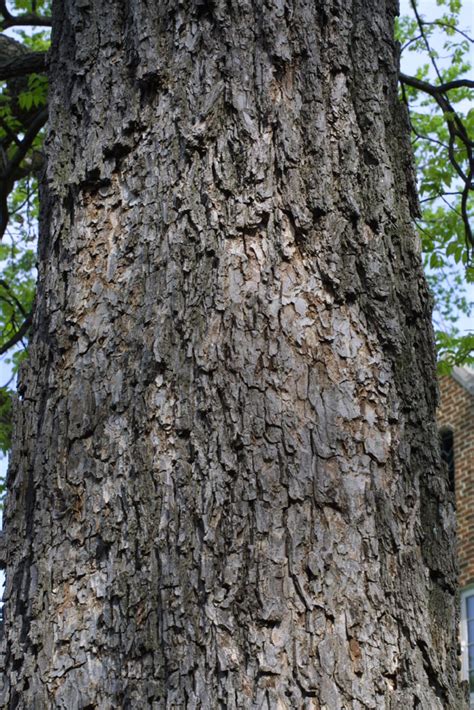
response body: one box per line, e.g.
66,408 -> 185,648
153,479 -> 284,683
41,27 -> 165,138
437,366 -> 474,702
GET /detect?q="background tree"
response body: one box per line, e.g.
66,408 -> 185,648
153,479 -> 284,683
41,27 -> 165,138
0,0 -> 467,707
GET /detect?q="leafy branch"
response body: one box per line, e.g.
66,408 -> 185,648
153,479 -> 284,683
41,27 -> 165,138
399,71 -> 473,256
0,1 -> 51,29
0,2 -> 51,454
396,0 -> 474,372
0,104 -> 47,237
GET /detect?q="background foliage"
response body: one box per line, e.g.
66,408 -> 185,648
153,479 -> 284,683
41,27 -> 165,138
397,0 -> 474,372
0,0 -> 50,483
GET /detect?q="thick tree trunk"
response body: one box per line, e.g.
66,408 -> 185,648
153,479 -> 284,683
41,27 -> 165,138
0,0 -> 465,707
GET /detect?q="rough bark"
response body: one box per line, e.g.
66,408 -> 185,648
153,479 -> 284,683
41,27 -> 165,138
0,0 -> 466,708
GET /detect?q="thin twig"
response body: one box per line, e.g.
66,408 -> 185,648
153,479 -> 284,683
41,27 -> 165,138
0,106 -> 47,239
0,117 -> 21,149
0,310 -> 31,356
0,107 -> 47,182
0,279 -> 28,317
409,0 -> 443,83
402,34 -> 423,52
420,21 -> 473,44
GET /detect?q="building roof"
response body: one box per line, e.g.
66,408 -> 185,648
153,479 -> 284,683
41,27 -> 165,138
451,366 -> 474,395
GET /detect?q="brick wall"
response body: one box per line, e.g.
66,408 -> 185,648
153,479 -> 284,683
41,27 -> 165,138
437,370 -> 474,587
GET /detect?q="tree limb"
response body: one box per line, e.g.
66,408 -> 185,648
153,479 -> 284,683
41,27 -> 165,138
409,0 -> 443,83
0,310 -> 31,356
0,2 -> 51,29
0,106 -> 47,182
461,170 -> 473,256
0,106 -> 47,239
399,73 -> 474,95
399,71 -> 474,259
420,21 -> 474,45
0,279 -> 28,317
1,15 -> 51,29
0,51 -> 46,80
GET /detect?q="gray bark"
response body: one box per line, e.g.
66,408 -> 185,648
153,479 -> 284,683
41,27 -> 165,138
0,0 -> 466,708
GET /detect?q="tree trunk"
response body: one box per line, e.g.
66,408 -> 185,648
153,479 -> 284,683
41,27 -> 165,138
0,0 -> 465,707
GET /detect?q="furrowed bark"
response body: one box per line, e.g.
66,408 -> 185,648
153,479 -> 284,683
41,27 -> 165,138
0,0 -> 465,708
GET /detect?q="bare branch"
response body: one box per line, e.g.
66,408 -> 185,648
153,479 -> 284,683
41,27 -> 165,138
1,15 -> 51,29
0,2 -> 51,29
461,170 -> 473,260
409,0 -> 443,83
0,106 -> 47,182
420,21 -> 474,44
0,116 -> 21,148
0,279 -> 28,317
0,51 -> 46,80
399,70 -> 474,258
436,79 -> 474,92
400,73 -> 474,95
0,310 -> 31,356
419,191 -> 462,204
401,34 -> 423,52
